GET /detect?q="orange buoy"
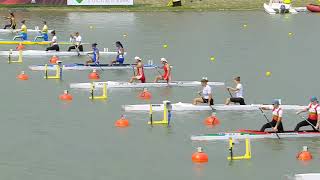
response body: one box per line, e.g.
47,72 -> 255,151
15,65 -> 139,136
49,55 -> 59,64
297,146 -> 312,161
138,88 -> 152,100
88,69 -> 100,80
192,147 -> 208,163
115,115 -> 130,127
59,90 -> 73,101
17,71 -> 29,80
204,113 -> 220,126
16,43 -> 25,51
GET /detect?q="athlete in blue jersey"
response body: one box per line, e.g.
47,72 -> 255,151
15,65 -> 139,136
110,41 -> 125,65
86,43 -> 100,65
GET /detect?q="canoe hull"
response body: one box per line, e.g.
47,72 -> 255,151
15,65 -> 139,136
307,4 -> 320,12
70,81 -> 225,89
123,103 -> 306,112
191,130 -> 320,141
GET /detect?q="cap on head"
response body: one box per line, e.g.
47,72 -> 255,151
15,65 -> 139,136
234,76 -> 240,81
160,58 -> 167,63
201,77 -> 208,82
51,30 -> 56,35
92,43 -> 98,47
310,96 -> 318,102
21,20 -> 25,24
135,56 -> 141,61
272,99 -> 280,105
43,21 -> 47,24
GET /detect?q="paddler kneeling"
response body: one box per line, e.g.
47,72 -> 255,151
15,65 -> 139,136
34,21 -> 49,41
46,31 -> 59,51
154,58 -> 171,83
192,77 -> 213,106
295,96 -> 320,131
3,12 -> 16,30
110,41 -> 125,65
68,32 -> 83,52
86,43 -> 99,66
260,99 -> 284,132
129,56 -> 146,83
13,20 -> 27,40
225,76 -> 245,105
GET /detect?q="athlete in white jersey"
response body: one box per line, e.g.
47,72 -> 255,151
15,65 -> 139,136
225,76 -> 246,105
193,77 -> 213,105
68,32 -> 83,52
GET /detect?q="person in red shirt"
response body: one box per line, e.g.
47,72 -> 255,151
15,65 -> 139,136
260,99 -> 284,132
154,58 -> 171,83
129,56 -> 145,83
295,96 -> 320,131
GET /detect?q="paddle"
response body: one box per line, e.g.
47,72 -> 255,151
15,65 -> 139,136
75,44 -> 80,56
131,65 -> 136,76
258,107 -> 281,139
227,88 -> 233,97
155,66 -> 162,76
297,114 -> 319,131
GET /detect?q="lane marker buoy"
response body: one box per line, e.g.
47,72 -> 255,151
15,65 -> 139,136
192,147 -> 208,163
88,69 -> 100,80
59,90 -> 73,101
17,71 -> 29,80
115,115 -> 130,127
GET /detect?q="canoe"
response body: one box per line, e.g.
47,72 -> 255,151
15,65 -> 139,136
294,173 -> 320,180
0,41 -> 90,45
306,4 -> 320,12
123,102 -> 306,111
2,50 -> 120,57
0,28 -> 53,34
29,63 -> 158,71
70,81 -> 225,89
191,129 -> 320,141
264,2 -> 297,14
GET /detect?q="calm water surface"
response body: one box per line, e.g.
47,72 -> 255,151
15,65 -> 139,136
0,11 -> 319,180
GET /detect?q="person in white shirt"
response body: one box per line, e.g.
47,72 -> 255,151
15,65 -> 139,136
192,77 -> 213,106
68,32 -> 83,52
45,31 -> 59,51
225,76 -> 246,105
260,99 -> 284,132
295,96 -> 320,131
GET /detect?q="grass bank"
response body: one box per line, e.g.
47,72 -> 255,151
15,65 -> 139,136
0,0 -> 316,11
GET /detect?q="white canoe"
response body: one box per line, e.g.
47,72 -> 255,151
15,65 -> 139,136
123,102 -> 306,111
0,50 -> 122,56
264,2 -> 297,14
0,28 -> 53,33
29,63 -> 158,71
70,81 -> 225,89
191,130 -> 320,141
295,173 -> 320,180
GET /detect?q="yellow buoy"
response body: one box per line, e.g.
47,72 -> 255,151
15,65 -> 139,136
163,44 -> 168,48
123,33 -> 128,38
266,71 -> 271,77
288,32 -> 293,36
89,25 -> 94,29
210,56 -> 215,62
243,24 -> 247,28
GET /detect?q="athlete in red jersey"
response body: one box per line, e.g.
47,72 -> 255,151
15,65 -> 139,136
295,96 -> 320,131
129,56 -> 146,83
154,58 -> 171,83
260,99 -> 284,132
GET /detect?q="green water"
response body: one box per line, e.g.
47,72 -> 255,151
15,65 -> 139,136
0,11 -> 319,180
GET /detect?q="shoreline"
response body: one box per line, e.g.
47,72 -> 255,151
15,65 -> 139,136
0,2 -> 311,12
